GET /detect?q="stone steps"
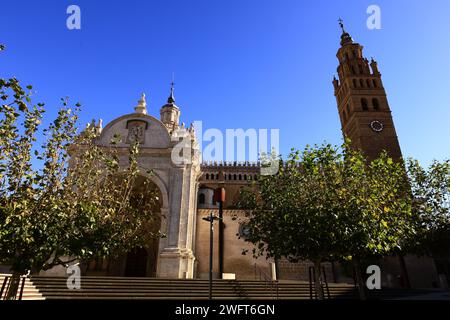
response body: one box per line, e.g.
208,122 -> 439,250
9,275 -> 437,300
0,274 -> 45,300
28,276 -> 357,300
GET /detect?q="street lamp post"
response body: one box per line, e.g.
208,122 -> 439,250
202,212 -> 221,300
213,187 -> 226,278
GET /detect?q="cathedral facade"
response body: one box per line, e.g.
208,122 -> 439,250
58,27 -> 439,288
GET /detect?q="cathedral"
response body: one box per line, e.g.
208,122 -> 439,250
43,25 -> 438,288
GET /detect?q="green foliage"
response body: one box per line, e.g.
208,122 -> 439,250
337,145 -> 413,259
238,141 -> 415,298
406,158 -> 450,257
239,141 -> 413,262
0,70 -> 160,277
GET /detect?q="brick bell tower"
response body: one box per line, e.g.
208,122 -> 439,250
332,20 -> 402,161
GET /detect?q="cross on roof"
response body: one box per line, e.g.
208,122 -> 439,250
338,18 -> 345,32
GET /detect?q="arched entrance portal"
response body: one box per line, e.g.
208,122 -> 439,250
123,175 -> 162,277
84,175 -> 163,277
125,248 -> 148,277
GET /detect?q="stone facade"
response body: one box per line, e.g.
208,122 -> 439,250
91,92 -> 201,279
23,27 -> 442,289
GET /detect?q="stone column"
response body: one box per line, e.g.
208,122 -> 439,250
157,166 -> 197,278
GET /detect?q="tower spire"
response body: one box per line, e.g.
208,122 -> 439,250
160,75 -> 180,132
338,18 -> 354,46
338,17 -> 345,33
168,77 -> 175,104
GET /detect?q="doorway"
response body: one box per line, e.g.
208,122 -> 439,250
124,248 -> 148,277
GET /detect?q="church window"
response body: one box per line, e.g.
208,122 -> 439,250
239,174 -> 242,180
228,174 -> 232,180
199,193 -> 205,204
216,173 -> 219,180
244,174 -> 247,180
205,173 -> 209,180
373,98 -> 380,110
211,174 -> 214,180
360,79 -> 364,88
234,174 -> 237,180
238,223 -> 251,239
373,79 -> 378,88
361,98 -> 369,111
367,79 -> 371,88
353,79 -> 357,88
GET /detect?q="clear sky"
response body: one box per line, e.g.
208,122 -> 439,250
1,0 -> 449,165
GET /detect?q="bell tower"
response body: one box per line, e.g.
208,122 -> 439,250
160,81 -> 180,134
333,20 -> 402,161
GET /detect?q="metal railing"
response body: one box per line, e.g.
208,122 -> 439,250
0,274 -> 27,300
254,264 -> 279,300
308,266 -> 331,299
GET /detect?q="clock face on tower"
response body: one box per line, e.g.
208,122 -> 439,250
370,120 -> 384,132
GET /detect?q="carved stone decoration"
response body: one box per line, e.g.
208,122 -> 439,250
126,120 -> 148,144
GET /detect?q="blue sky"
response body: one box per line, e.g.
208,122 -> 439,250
1,0 -> 449,165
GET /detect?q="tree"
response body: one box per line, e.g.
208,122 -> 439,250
406,158 -> 450,272
238,141 -> 414,300
0,65 -> 160,299
336,145 -> 413,299
239,143 -> 347,299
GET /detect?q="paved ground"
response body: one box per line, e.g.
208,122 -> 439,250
394,290 -> 450,300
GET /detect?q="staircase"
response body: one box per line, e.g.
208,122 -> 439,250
29,276 -> 357,300
0,274 -> 45,300
2,275 -> 441,300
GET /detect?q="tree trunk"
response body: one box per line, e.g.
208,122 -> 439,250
313,260 -> 325,300
398,255 -> 411,289
5,271 -> 23,300
353,258 -> 367,300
